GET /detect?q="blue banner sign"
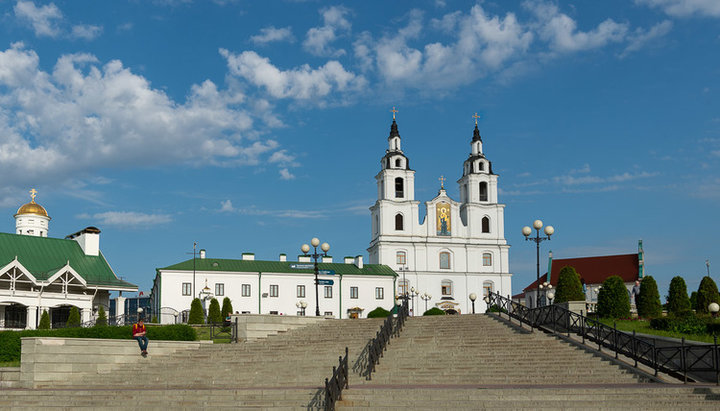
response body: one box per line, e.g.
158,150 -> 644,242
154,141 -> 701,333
318,279 -> 334,285
290,264 -> 314,269
318,269 -> 336,276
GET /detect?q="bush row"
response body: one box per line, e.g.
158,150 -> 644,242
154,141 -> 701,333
649,312 -> 720,336
0,324 -> 196,363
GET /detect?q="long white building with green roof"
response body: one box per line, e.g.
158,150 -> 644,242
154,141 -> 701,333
150,252 -> 397,322
0,191 -> 137,330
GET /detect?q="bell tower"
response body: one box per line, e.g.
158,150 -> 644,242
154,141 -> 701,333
14,188 -> 51,237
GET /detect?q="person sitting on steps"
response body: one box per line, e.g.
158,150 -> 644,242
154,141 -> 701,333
132,318 -> 149,357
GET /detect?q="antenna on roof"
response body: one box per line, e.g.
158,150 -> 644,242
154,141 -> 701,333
186,241 -> 198,298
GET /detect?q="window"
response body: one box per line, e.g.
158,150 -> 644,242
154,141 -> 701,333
182,283 -> 191,296
439,252 -> 451,269
269,284 -> 279,297
483,281 -> 494,298
441,280 -> 453,296
396,251 -> 407,265
482,217 -> 490,233
324,286 -> 333,298
395,158 -> 402,168
479,182 -> 488,201
398,279 -> 408,296
324,311 -> 334,317
478,161 -> 484,171
375,287 -> 384,299
215,283 -> 224,296
482,253 -> 492,266
395,177 -> 404,198
241,284 -> 251,297
350,287 -> 359,299
395,214 -> 404,230
270,311 -> 279,315
297,285 -> 306,298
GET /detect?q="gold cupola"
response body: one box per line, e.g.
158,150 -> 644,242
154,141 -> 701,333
14,189 -> 50,219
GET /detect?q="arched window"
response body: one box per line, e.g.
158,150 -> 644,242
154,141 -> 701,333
482,253 -> 492,266
395,214 -> 404,230
398,279 -> 409,296
482,217 -> 490,233
374,215 -> 379,233
439,252 -> 451,269
395,158 -> 402,168
395,177 -> 404,198
483,281 -> 494,297
441,279 -> 453,296
479,182 -> 488,201
478,162 -> 484,171
396,251 -> 406,265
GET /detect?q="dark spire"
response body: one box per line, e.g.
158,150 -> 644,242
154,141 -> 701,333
472,124 -> 482,142
389,119 -> 400,138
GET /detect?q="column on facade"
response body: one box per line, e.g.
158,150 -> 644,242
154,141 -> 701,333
26,306 -> 38,330
0,305 -> 5,328
81,307 -> 91,325
115,296 -> 126,318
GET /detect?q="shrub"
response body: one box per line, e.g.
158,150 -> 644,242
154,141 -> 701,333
367,307 -> 391,318
207,298 -> 222,324
487,304 -> 507,313
67,307 -> 81,328
637,276 -> 662,318
95,306 -> 107,327
221,297 -> 233,319
650,312 -> 706,335
597,275 -> 630,319
38,310 -> 50,330
423,307 -> 446,316
554,266 -> 585,303
690,291 -> 698,310
696,276 -> 720,314
188,298 -> 205,324
667,276 -> 691,315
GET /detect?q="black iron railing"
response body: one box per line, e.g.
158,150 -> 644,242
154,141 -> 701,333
361,298 -> 410,380
324,346 -> 349,411
487,292 -> 720,384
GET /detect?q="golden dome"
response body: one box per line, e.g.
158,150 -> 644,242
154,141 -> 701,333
15,201 -> 50,218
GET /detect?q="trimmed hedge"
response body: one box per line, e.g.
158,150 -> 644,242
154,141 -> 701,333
696,276 -> 720,314
667,276 -> 691,315
208,298 -> 222,324
221,297 -> 233,319
423,307 -> 446,316
188,298 -> 205,324
0,324 -> 196,363
637,276 -> 662,318
554,265 -> 585,303
367,307 -> 391,318
650,312 -> 719,335
597,275 -> 630,319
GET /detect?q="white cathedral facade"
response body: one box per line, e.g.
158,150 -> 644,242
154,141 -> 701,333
368,116 -> 512,314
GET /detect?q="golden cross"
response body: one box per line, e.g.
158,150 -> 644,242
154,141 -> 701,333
391,106 -> 398,120
29,188 -> 37,202
439,175 -> 446,189
472,112 -> 481,126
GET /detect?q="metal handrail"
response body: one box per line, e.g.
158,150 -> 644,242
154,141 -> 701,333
324,347 -> 349,411
487,292 -> 720,384
362,298 -> 410,380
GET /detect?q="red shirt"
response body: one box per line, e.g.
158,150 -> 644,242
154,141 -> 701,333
132,323 -> 146,337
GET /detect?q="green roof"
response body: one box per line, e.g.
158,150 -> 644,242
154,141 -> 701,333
0,232 -> 137,289
159,258 -> 398,277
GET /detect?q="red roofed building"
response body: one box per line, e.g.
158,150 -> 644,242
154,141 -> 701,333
521,240 -> 645,309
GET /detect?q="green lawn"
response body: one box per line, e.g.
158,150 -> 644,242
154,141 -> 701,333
600,319 -> 718,344
0,360 -> 20,367
192,325 -> 232,344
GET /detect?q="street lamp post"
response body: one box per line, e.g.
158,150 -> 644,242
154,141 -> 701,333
707,260 -> 711,277
469,293 -> 477,314
523,220 -> 555,308
710,302 -> 719,318
301,238 -> 330,317
410,288 -> 419,316
538,281 -> 553,307
296,301 -> 307,316
547,289 -> 555,305
421,293 -> 431,313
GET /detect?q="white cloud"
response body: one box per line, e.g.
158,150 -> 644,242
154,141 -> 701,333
279,168 -> 295,180
71,24 -> 103,40
220,199 -> 235,212
251,26 -> 295,45
77,211 -> 172,227
220,49 -> 366,100
0,44 -> 290,190
554,171 -> 658,185
621,20 -> 673,57
303,6 -> 351,57
636,0 -> 720,17
218,201 -> 325,218
14,1 -> 63,38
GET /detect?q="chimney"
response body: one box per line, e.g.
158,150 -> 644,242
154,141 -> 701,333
354,255 -> 363,269
67,227 -> 101,256
199,249 -> 206,259
321,255 -> 333,263
344,256 -> 353,264
279,253 -> 287,262
298,255 -> 311,263
242,253 -> 255,261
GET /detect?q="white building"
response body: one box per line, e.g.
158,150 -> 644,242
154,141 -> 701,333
368,116 -> 512,314
0,190 -> 137,329
150,253 -> 397,322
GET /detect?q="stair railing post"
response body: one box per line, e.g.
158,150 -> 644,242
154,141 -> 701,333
714,335 -> 719,386
581,310 -> 585,344
653,338 -> 658,377
633,330 -> 637,368
682,337 -> 687,384
614,321 -> 618,359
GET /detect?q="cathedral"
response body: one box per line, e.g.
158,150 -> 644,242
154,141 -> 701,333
368,113 -> 512,314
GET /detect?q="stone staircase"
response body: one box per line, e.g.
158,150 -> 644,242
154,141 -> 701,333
337,314 -> 720,409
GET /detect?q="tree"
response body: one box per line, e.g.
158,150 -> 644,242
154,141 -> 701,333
367,307 -> 391,318
38,309 -> 50,330
597,275 -> 630,319
690,291 -> 698,310
188,298 -> 205,324
221,297 -> 233,319
636,276 -> 662,318
95,306 -> 108,327
66,306 -> 81,327
423,307 -> 446,316
696,276 -> 720,314
667,276 -> 691,315
208,298 -> 222,324
554,266 -> 586,303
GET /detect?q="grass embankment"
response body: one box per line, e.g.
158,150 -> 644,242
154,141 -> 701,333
192,325 -> 232,344
601,319 -> 718,344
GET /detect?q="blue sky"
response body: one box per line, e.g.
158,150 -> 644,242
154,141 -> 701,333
0,0 -> 719,298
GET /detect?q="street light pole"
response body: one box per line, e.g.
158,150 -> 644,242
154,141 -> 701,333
469,293 -> 477,314
707,260 -> 711,277
523,220 -> 554,308
421,293 -> 431,313
302,238 -> 330,317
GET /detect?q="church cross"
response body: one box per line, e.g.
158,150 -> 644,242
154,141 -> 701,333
472,113 -> 481,126
29,188 -> 37,202
439,175 -> 446,189
391,106 -> 398,120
